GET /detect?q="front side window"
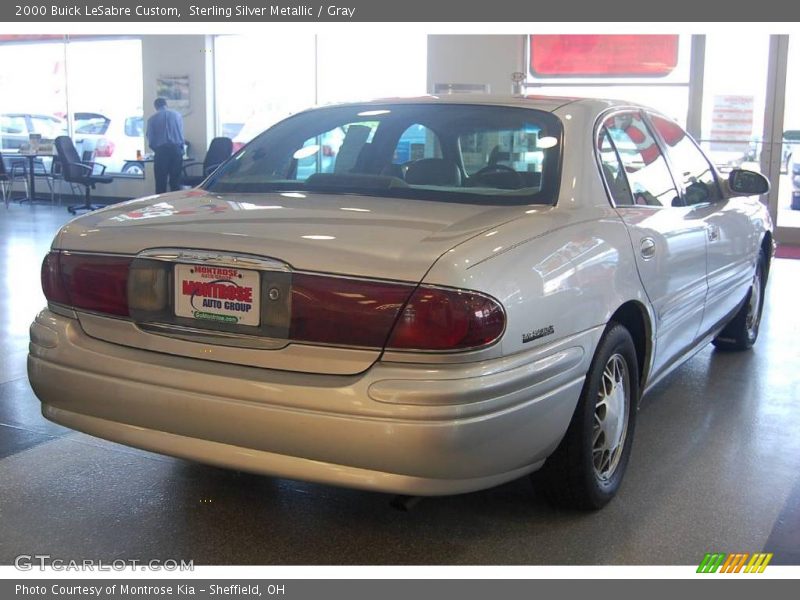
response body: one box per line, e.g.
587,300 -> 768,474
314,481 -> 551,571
648,113 -> 721,205
205,104 -> 562,206
603,111 -> 679,207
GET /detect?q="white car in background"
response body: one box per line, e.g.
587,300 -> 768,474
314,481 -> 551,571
28,96 -> 773,509
72,112 -> 145,175
0,112 -> 66,152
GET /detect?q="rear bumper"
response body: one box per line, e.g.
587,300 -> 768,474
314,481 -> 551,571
28,309 -> 598,495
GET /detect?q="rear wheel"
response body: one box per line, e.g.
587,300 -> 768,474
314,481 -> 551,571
533,323 -> 639,510
122,162 -> 144,176
712,251 -> 766,351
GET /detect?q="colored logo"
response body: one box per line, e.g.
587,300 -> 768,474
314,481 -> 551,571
697,552 -> 773,573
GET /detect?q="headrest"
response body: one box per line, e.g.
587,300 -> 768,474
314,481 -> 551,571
404,158 -> 461,186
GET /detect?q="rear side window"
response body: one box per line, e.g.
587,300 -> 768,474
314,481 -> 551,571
603,112 -> 680,207
648,113 -> 721,205
598,128 -> 633,206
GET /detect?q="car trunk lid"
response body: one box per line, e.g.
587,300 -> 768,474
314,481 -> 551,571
54,189 -> 522,375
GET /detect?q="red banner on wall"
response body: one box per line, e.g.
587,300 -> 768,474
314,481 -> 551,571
530,35 -> 679,77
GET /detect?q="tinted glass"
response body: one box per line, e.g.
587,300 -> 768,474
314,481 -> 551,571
598,128 -> 633,206
393,124 -> 441,164
604,112 -> 679,207
205,104 -> 562,206
649,113 -> 720,205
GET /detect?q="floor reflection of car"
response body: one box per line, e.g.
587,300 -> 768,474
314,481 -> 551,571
73,112 -> 145,175
0,113 -> 66,152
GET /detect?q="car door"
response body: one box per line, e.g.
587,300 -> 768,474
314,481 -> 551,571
598,111 -> 708,378
647,113 -> 757,338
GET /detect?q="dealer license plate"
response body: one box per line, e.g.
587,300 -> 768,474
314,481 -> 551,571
174,264 -> 261,327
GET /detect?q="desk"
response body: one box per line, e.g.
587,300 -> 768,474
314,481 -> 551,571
16,152 -> 56,203
124,156 -> 195,181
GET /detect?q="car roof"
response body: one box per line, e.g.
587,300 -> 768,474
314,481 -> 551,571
319,94 -> 635,114
1,113 -> 63,120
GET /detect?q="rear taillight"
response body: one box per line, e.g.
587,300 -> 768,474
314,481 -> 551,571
386,286 -> 505,351
41,251 -> 132,316
289,274 -> 413,348
95,138 -> 115,157
41,251 -> 505,352
289,275 -> 504,351
41,252 -> 70,305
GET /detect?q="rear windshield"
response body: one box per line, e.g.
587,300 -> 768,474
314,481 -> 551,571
204,104 -> 562,205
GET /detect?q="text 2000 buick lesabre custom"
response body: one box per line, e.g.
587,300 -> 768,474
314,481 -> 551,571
28,96 -> 773,509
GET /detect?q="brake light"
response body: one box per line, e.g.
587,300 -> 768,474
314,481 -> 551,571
41,252 -> 70,305
290,274 -> 413,348
386,286 -> 505,351
232,141 -> 245,153
95,138 -> 115,157
40,251 -> 506,352
289,275 -> 505,351
41,251 -> 132,316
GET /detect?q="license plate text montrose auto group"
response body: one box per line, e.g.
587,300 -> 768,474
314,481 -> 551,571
174,264 -> 261,326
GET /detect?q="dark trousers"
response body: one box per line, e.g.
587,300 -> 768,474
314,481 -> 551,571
153,144 -> 183,194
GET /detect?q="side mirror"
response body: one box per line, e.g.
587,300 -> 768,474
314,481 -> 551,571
728,169 -> 770,196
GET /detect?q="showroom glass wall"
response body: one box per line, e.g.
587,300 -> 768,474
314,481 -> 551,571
778,36 -> 800,231
213,33 -> 427,147
524,33 -> 798,245
0,36 -> 143,176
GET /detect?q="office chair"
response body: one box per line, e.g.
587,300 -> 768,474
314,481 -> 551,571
55,136 -> 113,214
182,137 -> 233,187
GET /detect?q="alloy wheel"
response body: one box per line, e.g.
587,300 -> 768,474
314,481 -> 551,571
592,353 -> 629,481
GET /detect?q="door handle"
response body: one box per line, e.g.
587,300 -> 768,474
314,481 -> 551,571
640,237 -> 656,260
707,224 -> 721,242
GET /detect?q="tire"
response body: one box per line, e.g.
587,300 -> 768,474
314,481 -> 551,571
532,323 -> 639,510
712,251 -> 767,351
122,162 -> 144,176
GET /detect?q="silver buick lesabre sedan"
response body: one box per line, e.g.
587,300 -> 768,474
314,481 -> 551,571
28,96 -> 773,509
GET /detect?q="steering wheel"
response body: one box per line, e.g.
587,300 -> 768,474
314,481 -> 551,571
469,163 -> 524,188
